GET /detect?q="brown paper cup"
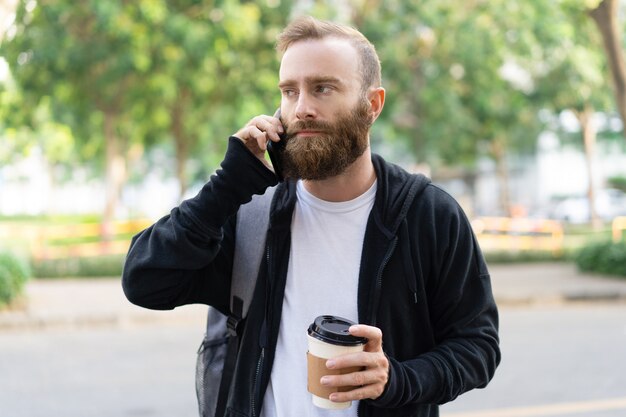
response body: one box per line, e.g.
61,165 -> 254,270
306,316 -> 367,409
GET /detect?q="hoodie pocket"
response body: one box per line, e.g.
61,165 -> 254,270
196,334 -> 229,417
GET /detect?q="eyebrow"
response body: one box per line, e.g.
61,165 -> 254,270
278,76 -> 345,89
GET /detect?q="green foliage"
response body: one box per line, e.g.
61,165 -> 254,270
31,255 -> 125,279
608,176 -> 626,192
0,252 -> 31,307
1,0 -> 624,217
1,0 -> 294,200
576,240 -> 626,277
531,3 -> 611,115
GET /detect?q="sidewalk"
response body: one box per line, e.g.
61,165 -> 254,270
489,262 -> 626,305
0,278 -> 208,331
2,262 -> 626,331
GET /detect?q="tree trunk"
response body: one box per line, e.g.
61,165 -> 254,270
44,159 -> 56,215
102,111 -> 126,240
589,0 -> 626,139
574,105 -> 602,229
172,90 -> 190,201
490,138 -> 513,217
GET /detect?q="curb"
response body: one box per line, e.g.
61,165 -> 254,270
563,291 -> 626,303
0,312 -> 207,331
3,264 -> 626,331
2,292 -> 626,331
0,304 -> 208,332
495,292 -> 626,307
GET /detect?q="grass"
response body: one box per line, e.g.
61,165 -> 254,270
0,214 -> 102,224
46,232 -> 137,246
0,215 -> 143,278
31,255 -> 126,279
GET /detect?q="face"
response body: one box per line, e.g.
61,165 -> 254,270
278,38 -> 375,180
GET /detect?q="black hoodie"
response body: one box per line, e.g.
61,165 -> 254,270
123,137 -> 500,417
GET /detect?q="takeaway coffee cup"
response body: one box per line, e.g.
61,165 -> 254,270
307,315 -> 368,409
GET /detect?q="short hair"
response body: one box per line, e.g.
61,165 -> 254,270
276,16 -> 382,93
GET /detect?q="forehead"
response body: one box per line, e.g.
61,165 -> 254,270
279,37 -> 360,88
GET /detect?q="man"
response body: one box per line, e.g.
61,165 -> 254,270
123,16 -> 500,417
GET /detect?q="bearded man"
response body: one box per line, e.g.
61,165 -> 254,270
123,16 -> 500,417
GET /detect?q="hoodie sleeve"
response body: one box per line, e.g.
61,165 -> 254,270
122,137 -> 278,312
372,185 -> 500,408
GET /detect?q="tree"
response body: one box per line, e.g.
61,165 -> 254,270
1,51 -> 78,211
534,1 -> 615,227
3,0 -> 295,223
589,0 -> 626,138
1,1 -> 153,235
350,1 -> 546,215
139,0 -> 292,199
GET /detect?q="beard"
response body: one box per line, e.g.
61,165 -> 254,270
281,99 -> 373,181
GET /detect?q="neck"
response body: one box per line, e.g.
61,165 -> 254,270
302,148 -> 376,202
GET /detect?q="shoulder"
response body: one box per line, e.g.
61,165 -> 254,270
421,183 -> 463,210
410,182 -> 473,236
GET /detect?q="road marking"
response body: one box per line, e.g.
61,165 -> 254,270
444,397 -> 626,417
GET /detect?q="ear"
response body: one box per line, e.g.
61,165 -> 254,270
367,87 -> 386,122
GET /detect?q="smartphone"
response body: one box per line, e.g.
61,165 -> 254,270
267,109 -> 286,181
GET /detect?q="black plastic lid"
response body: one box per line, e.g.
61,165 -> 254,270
307,315 -> 368,346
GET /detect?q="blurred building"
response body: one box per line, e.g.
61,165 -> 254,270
1,128 -> 626,221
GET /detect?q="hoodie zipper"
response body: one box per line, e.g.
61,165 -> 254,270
357,236 -> 397,417
251,347 -> 265,417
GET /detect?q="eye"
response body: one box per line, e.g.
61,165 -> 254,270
281,88 -> 298,98
315,85 -> 333,94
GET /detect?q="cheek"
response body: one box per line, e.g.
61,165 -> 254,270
279,101 -> 295,122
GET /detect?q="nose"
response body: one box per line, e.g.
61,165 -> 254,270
295,93 -> 317,120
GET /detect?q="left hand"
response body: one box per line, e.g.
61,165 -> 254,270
320,324 -> 390,403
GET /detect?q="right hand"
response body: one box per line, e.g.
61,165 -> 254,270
233,114 -> 284,164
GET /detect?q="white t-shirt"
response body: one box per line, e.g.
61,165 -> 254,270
260,179 -> 377,417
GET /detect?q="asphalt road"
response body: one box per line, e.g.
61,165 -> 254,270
441,303 -> 626,417
0,323 -> 203,417
1,303 -> 626,417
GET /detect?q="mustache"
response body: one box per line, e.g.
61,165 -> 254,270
285,120 -> 334,136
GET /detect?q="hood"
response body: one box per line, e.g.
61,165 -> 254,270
371,153 -> 431,238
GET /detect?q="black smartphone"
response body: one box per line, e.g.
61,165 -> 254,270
267,109 -> 286,181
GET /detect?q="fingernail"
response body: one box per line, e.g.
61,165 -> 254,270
321,377 -> 330,386
329,394 -> 338,401
326,359 -> 336,369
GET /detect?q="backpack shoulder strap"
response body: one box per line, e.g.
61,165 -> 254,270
230,185 -> 276,320
214,185 -> 276,417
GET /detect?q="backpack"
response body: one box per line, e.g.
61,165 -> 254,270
195,186 -> 276,417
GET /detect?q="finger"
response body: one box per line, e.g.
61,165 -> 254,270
321,369 -> 387,403
326,351 -> 384,371
252,116 -> 283,142
328,384 -> 384,403
248,127 -> 269,151
324,351 -> 389,399
234,115 -> 282,142
263,114 -> 284,131
321,366 -> 386,389
349,324 -> 382,351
